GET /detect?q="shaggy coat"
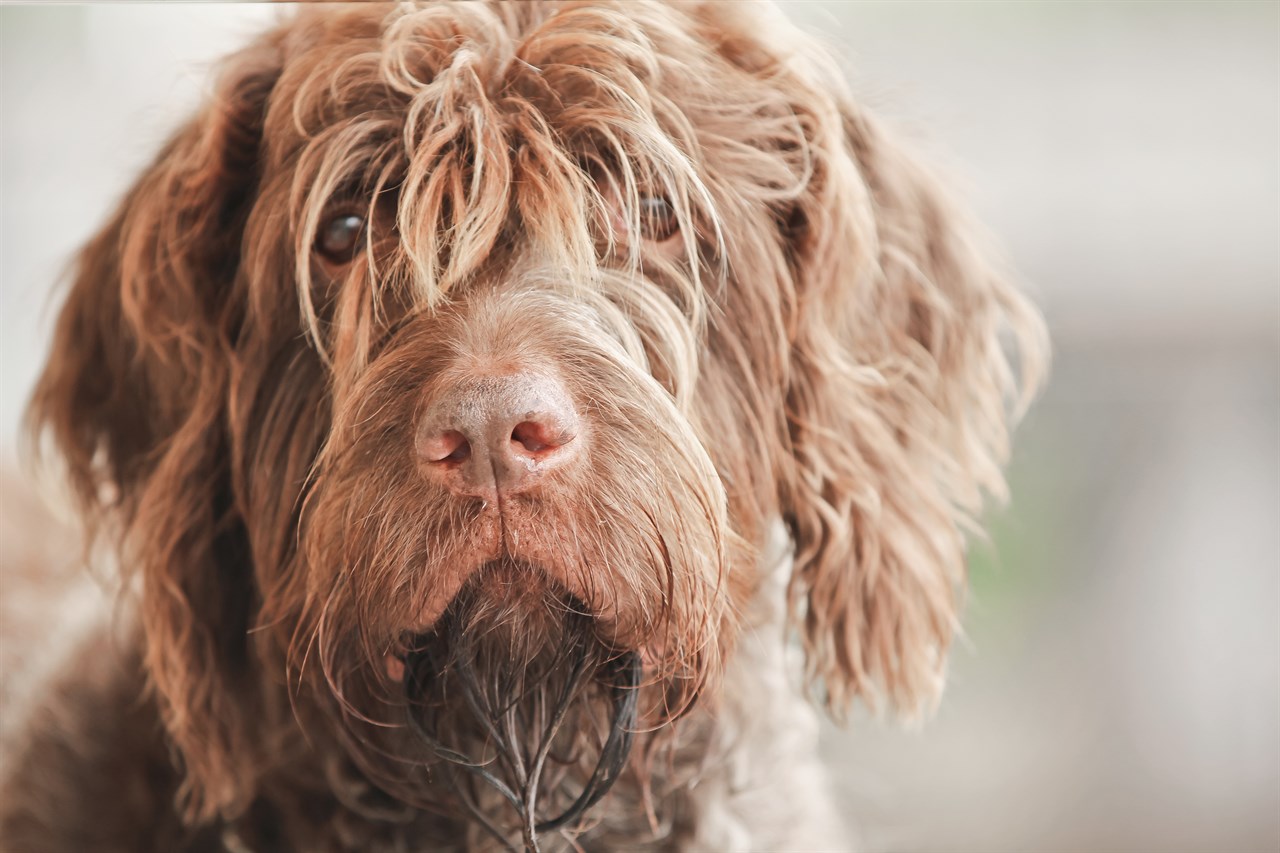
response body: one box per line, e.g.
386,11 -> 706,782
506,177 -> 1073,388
0,2 -> 1045,851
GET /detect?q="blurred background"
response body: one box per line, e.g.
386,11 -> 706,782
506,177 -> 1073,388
1,3 -> 1276,851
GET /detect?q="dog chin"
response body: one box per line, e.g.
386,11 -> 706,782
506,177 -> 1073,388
393,567 -> 642,835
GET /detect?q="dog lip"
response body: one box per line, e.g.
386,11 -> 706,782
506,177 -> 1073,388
405,503 -> 624,637
408,553 -> 576,632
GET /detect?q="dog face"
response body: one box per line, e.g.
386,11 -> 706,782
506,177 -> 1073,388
30,1 -> 1043,828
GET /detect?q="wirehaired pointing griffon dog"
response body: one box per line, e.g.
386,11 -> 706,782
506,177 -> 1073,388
0,2 -> 1045,851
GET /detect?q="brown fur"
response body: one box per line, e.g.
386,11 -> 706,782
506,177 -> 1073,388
2,3 -> 1045,850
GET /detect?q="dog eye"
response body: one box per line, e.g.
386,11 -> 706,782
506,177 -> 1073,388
637,196 -> 679,242
316,213 -> 367,264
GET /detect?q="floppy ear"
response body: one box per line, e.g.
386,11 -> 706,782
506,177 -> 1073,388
28,37 -> 283,822
778,73 -> 1047,716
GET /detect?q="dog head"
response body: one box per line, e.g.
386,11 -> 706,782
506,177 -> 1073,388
30,0 -> 1045,833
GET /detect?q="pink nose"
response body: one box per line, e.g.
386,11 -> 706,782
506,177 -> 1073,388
416,372 -> 581,498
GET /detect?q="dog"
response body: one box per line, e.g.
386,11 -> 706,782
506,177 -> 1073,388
0,2 -> 1045,851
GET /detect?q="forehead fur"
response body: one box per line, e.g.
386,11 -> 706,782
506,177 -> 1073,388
254,2 -> 815,319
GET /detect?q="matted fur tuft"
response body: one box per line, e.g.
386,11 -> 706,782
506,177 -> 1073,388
6,2 -> 1045,849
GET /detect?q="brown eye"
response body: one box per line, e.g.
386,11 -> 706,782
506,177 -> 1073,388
637,196 -> 679,242
316,213 -> 367,264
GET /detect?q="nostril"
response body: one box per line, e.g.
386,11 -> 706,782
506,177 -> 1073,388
422,429 -> 471,464
419,374 -> 581,496
510,420 -> 573,457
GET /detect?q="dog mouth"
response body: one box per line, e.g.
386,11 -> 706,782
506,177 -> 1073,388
400,569 -> 641,851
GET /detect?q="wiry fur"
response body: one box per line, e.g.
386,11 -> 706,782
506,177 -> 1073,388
1,2 -> 1045,851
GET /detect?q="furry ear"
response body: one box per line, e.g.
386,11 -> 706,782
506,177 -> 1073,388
28,37 -> 283,822
778,69 -> 1047,717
